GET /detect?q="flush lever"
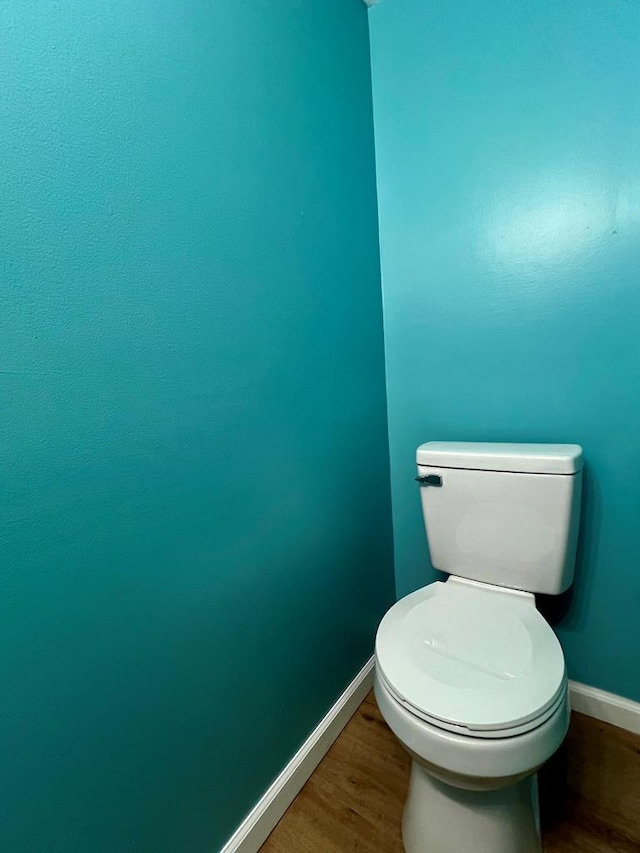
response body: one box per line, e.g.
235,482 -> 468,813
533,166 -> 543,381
415,474 -> 443,487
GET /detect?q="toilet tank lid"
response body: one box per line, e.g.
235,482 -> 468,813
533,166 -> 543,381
416,442 -> 583,474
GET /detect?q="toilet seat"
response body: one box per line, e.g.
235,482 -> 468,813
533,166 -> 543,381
375,577 -> 566,739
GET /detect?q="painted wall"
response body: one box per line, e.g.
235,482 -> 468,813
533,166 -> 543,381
0,2 -> 394,851
369,0 -> 640,701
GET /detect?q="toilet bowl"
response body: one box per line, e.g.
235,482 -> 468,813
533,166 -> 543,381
375,667 -> 569,791
375,669 -> 569,853
375,441 -> 583,853
375,576 -> 570,852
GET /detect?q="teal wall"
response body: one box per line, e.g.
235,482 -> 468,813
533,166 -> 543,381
369,0 -> 640,702
0,2 -> 394,851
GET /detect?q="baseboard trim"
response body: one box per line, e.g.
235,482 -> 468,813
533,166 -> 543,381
569,680 -> 640,735
220,656 -> 375,853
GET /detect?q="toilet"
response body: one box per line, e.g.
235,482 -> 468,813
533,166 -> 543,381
375,441 -> 583,853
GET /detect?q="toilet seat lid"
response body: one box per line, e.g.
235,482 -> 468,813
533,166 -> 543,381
375,578 -> 566,734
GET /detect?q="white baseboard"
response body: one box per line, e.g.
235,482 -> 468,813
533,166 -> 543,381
569,680 -> 640,735
220,656 -> 375,853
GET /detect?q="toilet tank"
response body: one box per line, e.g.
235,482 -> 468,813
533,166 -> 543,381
416,442 -> 583,595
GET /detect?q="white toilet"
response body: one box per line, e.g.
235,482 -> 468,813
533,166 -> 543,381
375,441 -> 583,853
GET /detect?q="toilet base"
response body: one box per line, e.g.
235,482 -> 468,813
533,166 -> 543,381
402,760 -> 542,853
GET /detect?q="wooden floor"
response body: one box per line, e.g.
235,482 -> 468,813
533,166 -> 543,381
261,691 -> 640,853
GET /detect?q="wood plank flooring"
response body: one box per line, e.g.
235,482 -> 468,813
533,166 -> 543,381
261,691 -> 640,853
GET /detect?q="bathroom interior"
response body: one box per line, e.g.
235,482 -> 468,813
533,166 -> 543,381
2,0 -> 639,851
